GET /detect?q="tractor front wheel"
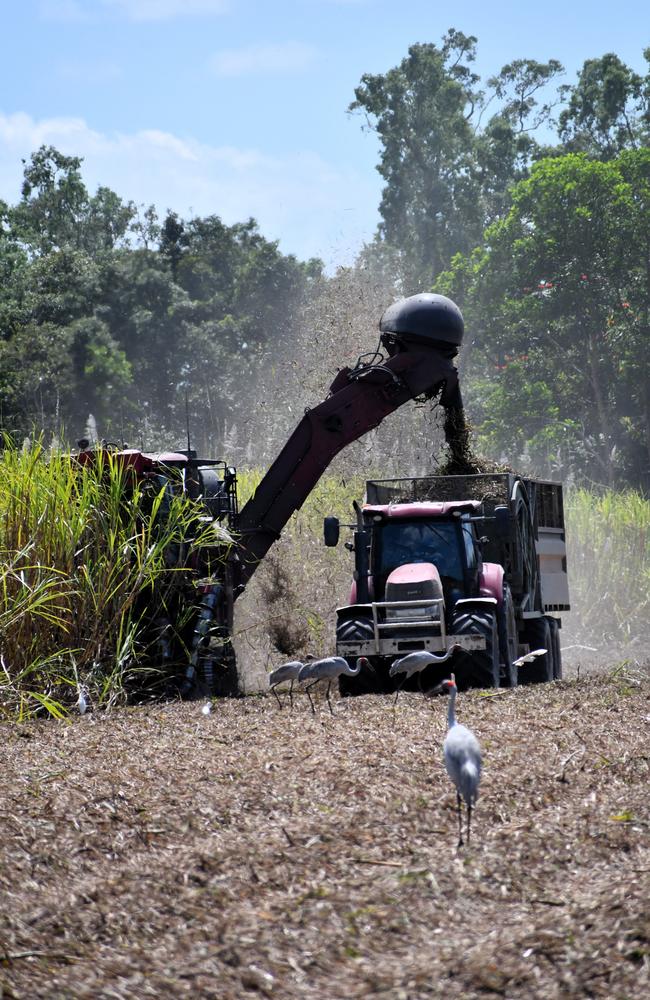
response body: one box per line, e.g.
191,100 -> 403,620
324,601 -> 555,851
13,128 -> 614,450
339,655 -> 391,696
452,607 -> 500,690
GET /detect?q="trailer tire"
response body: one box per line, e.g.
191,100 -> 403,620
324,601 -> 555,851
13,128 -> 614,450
521,617 -> 553,684
497,585 -> 519,687
547,617 -> 562,680
451,607 -> 500,690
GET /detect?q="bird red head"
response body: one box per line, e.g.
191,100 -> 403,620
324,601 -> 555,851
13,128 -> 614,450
426,674 -> 457,697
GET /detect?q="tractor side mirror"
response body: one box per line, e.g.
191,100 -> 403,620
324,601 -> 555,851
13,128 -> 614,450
494,505 -> 512,541
324,516 -> 340,547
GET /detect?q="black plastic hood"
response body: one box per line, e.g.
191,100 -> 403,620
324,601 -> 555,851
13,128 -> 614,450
379,293 -> 464,354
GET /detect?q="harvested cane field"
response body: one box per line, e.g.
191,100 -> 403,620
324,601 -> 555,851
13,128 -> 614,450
2,666 -> 649,1000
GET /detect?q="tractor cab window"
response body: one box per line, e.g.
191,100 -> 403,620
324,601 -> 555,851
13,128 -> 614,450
376,519 -> 464,582
462,520 -> 477,570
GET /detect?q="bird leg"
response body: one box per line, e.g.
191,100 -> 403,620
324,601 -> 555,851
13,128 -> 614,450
325,680 -> 335,716
271,684 -> 284,710
392,677 -> 406,706
391,678 -> 405,730
466,803 -> 472,846
288,679 -> 294,709
305,680 -> 317,714
456,792 -> 464,848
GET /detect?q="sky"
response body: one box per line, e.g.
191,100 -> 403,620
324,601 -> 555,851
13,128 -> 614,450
1,0 -> 647,268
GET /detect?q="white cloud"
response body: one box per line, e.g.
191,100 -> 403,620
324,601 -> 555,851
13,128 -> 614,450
0,111 -> 379,266
210,41 -> 317,78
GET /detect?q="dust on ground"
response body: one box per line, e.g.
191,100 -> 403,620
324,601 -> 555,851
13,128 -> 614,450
2,665 -> 649,999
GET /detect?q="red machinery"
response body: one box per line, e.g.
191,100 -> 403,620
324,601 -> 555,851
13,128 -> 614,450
77,294 -> 480,696
326,472 -> 569,694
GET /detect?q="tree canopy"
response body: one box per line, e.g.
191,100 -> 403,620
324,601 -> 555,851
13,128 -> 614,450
351,36 -> 649,285
0,34 -> 648,491
350,32 -> 568,288
349,30 -> 648,488
0,146 -> 322,452
437,149 -> 650,486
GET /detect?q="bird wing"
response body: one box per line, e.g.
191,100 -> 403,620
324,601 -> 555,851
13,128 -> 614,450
443,724 -> 482,804
305,656 -> 347,679
269,660 -> 303,684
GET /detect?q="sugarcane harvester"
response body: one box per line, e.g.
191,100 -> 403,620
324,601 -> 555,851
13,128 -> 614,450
75,294 -> 566,696
223,292 -> 468,696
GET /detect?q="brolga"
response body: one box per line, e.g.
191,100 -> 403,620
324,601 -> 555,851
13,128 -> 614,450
436,673 -> 482,848
298,656 -> 371,715
268,655 -> 313,709
389,648 -> 459,703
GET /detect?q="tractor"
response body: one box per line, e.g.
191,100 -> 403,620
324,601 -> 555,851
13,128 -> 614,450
326,471 -> 569,693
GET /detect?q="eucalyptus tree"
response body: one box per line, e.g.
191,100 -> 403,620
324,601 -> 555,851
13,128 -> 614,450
559,50 -> 650,157
349,30 -> 566,288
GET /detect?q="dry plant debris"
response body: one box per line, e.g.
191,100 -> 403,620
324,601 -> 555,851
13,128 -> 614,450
1,667 -> 649,999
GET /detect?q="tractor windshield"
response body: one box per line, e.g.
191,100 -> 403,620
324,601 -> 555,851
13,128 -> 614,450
376,519 -> 464,582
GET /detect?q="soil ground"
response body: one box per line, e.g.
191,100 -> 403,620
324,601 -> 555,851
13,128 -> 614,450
1,664 -> 649,1000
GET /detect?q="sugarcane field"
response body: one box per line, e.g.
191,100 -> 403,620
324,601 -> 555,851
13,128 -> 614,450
1,6 -> 649,999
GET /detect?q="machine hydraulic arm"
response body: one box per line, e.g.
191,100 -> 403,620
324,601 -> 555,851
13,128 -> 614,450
235,341 -> 463,588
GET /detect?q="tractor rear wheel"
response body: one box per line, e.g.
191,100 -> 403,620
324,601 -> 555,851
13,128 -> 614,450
521,617 -> 553,684
497,585 -> 519,687
452,607 -> 500,690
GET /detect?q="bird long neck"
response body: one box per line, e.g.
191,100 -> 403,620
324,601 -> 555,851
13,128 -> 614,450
447,685 -> 457,729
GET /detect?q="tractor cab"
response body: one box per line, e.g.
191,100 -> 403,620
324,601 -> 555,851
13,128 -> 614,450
364,501 -> 483,614
326,490 -> 513,685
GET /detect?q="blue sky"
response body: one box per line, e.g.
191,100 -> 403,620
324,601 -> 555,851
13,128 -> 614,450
1,0 -> 647,267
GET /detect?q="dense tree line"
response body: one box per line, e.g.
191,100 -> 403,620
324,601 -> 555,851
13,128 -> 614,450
1,33 -> 648,489
0,146 -> 321,454
352,33 -> 649,487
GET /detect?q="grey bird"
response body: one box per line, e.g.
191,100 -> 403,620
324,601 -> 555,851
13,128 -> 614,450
389,647 -> 459,703
298,655 -> 371,714
268,655 -> 313,709
436,673 -> 482,848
